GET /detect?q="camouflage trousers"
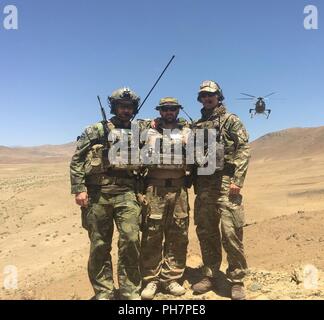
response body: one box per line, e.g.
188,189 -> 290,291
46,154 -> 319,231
141,185 -> 189,284
194,174 -> 248,283
82,190 -> 141,300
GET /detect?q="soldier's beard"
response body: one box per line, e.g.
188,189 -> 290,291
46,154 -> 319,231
118,113 -> 132,121
203,100 -> 218,109
163,115 -> 177,123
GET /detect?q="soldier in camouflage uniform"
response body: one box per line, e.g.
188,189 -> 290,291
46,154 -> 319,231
191,81 -> 250,300
140,97 -> 191,300
70,87 -> 142,300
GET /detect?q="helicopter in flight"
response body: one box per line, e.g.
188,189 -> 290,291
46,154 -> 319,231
238,92 -> 276,119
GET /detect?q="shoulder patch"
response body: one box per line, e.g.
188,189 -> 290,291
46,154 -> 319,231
85,126 -> 93,135
94,122 -> 105,137
84,123 -> 102,141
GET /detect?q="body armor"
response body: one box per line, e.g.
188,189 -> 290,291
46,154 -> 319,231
107,126 -> 142,171
141,128 -> 189,170
84,121 -> 142,179
193,119 -> 226,172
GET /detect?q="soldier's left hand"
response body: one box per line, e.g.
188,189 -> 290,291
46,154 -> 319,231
229,183 -> 241,195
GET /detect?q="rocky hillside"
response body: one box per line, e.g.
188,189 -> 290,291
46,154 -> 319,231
250,126 -> 324,161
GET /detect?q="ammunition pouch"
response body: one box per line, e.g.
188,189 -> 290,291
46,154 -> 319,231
84,144 -> 109,175
194,129 -> 225,172
142,128 -> 188,170
223,163 -> 236,177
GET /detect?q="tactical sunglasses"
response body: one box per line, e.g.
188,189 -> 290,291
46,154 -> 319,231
117,103 -> 135,109
199,92 -> 217,98
159,106 -> 179,112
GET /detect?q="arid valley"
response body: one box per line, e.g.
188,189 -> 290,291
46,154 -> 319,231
1,126 -> 324,300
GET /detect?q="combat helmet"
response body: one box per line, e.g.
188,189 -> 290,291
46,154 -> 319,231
155,97 -> 182,110
197,80 -> 224,102
108,87 -> 140,115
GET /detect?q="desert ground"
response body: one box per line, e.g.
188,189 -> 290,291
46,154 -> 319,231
1,126 -> 324,300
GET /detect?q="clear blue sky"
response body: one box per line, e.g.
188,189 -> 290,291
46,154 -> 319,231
0,0 -> 323,146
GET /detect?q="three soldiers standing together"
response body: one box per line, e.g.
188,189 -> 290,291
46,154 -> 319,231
70,80 -> 250,300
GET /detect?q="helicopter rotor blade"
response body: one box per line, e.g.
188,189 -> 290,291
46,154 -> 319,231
264,92 -> 276,98
240,93 -> 257,98
236,98 -> 255,100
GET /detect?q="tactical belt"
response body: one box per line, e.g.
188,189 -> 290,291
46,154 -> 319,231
86,170 -> 135,186
146,177 -> 185,188
105,169 -> 133,179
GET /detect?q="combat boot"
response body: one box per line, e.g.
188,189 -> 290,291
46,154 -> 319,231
141,281 -> 159,300
165,281 -> 186,296
192,276 -> 214,294
231,283 -> 246,300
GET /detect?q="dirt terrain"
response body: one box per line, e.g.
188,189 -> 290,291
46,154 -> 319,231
1,126 -> 324,300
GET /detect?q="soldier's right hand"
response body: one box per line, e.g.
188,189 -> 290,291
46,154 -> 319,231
75,192 -> 89,207
151,118 -> 161,129
151,120 -> 157,129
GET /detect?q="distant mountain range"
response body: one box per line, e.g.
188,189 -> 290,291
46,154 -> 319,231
250,126 -> 324,161
1,126 -> 323,163
0,142 -> 76,163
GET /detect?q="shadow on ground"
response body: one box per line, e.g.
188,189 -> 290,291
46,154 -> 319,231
184,267 -> 232,298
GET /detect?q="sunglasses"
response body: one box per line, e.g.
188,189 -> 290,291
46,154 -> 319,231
159,106 -> 179,112
199,92 -> 217,98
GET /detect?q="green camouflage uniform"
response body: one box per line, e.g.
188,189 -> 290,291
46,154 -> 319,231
140,117 -> 190,285
70,116 -> 141,300
193,105 -> 250,282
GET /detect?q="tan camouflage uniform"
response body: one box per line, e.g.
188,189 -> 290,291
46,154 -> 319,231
193,105 -> 250,282
70,116 -> 142,300
140,113 -> 191,286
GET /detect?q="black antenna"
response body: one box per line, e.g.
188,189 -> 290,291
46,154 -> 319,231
181,107 -> 194,123
97,95 -> 107,122
132,55 -> 175,120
